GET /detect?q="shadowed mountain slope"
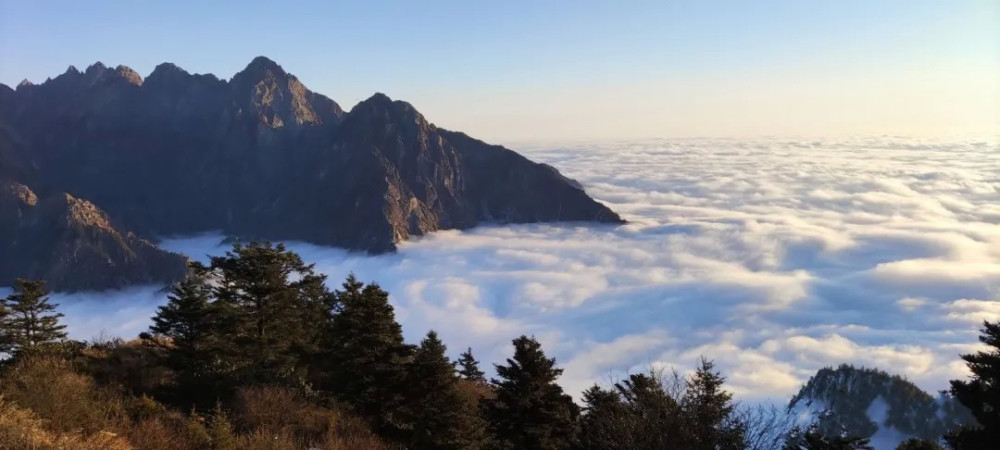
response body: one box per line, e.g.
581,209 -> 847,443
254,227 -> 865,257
0,57 -> 621,290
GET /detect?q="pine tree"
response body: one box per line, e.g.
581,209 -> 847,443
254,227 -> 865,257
945,321 -> 1000,449
681,358 -> 745,450
404,331 -> 482,449
621,373 -> 685,448
322,275 -> 413,432
0,300 -> 11,355
141,267 -> 231,405
895,438 -> 943,450
209,242 -> 331,384
577,372 -> 685,450
578,384 -> 630,449
457,347 -> 486,382
577,362 -> 747,450
1,279 -> 66,354
482,335 -> 579,450
783,425 -> 872,450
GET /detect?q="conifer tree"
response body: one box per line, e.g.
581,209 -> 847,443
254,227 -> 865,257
895,438 -> 943,450
482,335 -> 579,450
405,331 -> 482,449
0,300 -> 11,355
577,372 -> 685,449
1,279 -> 66,354
209,242 -> 331,384
783,425 -> 872,450
457,347 -> 486,382
578,384 -> 629,449
577,363 -> 749,449
621,373 -> 685,448
681,358 -> 745,450
945,320 -> 1000,448
142,266 -> 230,405
322,275 -> 413,432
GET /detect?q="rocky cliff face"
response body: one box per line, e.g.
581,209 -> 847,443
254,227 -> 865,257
0,57 -> 621,290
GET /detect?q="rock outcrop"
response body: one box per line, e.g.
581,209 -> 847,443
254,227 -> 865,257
0,125 -> 187,291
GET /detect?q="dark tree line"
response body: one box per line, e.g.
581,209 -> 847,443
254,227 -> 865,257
132,242 -> 751,449
1,241 -> 997,449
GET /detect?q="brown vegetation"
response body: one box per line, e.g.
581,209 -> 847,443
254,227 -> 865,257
0,353 -> 391,450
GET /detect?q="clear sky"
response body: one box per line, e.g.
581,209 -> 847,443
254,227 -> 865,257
1,0 -> 997,142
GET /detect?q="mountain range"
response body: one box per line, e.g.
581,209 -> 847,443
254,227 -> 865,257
0,57 -> 622,291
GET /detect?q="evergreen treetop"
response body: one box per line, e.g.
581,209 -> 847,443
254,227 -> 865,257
482,335 -> 578,450
457,346 -> 486,382
1,278 -> 67,354
208,241 -> 331,384
322,275 -> 413,432
142,267 -> 232,406
405,330 -> 482,449
782,425 -> 873,450
946,320 -> 1000,448
148,268 -> 215,349
895,438 -> 944,450
682,358 -> 744,450
0,299 -> 11,355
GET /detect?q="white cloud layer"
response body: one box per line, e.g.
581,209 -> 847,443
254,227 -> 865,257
37,136 -> 1000,403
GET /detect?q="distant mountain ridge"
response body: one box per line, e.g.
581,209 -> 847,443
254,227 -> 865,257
788,364 -> 974,448
0,57 -> 622,291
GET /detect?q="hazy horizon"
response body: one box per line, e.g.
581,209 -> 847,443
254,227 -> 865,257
2,0 -> 997,142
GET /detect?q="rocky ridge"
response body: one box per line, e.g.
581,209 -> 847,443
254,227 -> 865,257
0,57 -> 621,290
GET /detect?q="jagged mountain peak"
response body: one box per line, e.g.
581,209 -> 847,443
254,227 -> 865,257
0,58 -> 622,290
355,92 -> 416,111
360,91 -> 393,105
115,65 -> 143,85
229,56 -> 331,127
71,61 -> 144,88
232,55 -> 289,84
148,62 -> 189,79
248,55 -> 283,71
348,92 -> 428,128
144,62 -> 222,92
52,192 -> 115,231
85,61 -> 108,75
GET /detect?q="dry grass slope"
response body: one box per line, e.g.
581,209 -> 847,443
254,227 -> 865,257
0,354 -> 393,450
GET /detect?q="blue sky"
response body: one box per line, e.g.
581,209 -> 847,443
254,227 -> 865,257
2,0 -> 997,141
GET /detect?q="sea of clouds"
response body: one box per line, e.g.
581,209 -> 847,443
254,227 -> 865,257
42,136 -> 1000,403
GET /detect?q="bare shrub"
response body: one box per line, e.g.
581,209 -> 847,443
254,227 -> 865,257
735,402 -> 796,450
0,394 -> 132,450
0,355 -> 127,434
